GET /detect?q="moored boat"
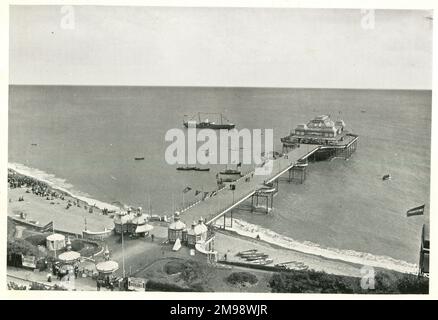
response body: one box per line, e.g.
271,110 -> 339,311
177,166 -> 197,171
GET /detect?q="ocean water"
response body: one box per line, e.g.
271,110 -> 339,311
8,86 -> 431,269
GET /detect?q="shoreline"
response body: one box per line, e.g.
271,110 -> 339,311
215,218 -> 418,275
8,162 -> 121,212
8,162 -> 418,275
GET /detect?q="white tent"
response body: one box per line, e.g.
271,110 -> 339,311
135,224 -> 153,234
172,238 -> 182,251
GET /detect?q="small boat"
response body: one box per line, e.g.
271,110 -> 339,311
239,252 -> 266,258
251,258 -> 273,265
134,157 -> 145,161
382,174 -> 391,181
220,169 -> 242,176
177,166 -> 197,171
245,255 -> 269,261
193,167 -> 210,172
31,143 -> 38,146
236,249 -> 258,256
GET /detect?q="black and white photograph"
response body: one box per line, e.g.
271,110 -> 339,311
2,1 -> 434,297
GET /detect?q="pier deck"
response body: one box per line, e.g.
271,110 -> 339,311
179,144 -> 322,226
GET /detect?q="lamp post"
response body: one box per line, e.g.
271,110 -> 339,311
121,220 -> 126,278
230,184 -> 236,229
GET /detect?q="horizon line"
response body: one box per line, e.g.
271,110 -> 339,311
8,84 -> 432,91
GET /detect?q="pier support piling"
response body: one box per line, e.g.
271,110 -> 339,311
288,165 -> 306,184
251,191 -> 274,214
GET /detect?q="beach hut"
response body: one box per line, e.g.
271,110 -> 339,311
186,218 -> 208,247
168,213 -> 187,243
46,234 -> 66,251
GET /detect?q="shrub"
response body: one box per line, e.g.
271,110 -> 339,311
163,260 -> 205,283
25,234 -> 47,246
395,274 -> 428,294
269,269 -> 429,294
164,260 -> 185,275
7,238 -> 39,257
226,272 -> 258,286
71,240 -> 85,252
7,218 -> 16,239
269,270 -> 356,293
8,281 -> 27,290
29,282 -> 67,291
145,280 -> 194,292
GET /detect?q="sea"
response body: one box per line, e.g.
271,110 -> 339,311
8,85 -> 431,273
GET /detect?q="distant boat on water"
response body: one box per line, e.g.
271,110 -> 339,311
183,112 -> 235,129
382,174 -> 391,181
176,166 -> 210,172
134,157 -> 145,161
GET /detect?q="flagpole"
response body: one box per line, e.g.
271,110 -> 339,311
121,220 -> 125,278
53,221 -> 57,259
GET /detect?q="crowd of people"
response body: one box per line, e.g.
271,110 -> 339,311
8,170 -> 108,214
8,170 -> 66,201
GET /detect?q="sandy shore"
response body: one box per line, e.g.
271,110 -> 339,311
8,187 -> 114,235
214,230 -> 363,277
7,169 -> 407,278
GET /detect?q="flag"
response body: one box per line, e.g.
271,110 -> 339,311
195,190 -> 202,196
41,221 -> 54,233
182,186 -> 192,193
407,204 -> 425,217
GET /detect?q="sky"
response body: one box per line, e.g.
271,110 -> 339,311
9,6 -> 433,89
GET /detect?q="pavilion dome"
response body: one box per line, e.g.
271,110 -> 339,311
113,211 -> 134,225
131,213 -> 148,225
169,214 -> 186,231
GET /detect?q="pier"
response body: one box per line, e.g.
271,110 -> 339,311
178,133 -> 358,229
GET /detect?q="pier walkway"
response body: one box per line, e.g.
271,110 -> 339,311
178,144 -> 322,226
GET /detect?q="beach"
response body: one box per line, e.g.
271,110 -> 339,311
7,181 -> 114,235
8,85 -> 431,272
7,174 -> 411,278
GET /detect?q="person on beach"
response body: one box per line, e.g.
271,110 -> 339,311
151,234 -> 154,242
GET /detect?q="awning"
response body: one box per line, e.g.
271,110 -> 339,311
135,224 -> 153,234
58,251 -> 81,263
96,260 -> 119,274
